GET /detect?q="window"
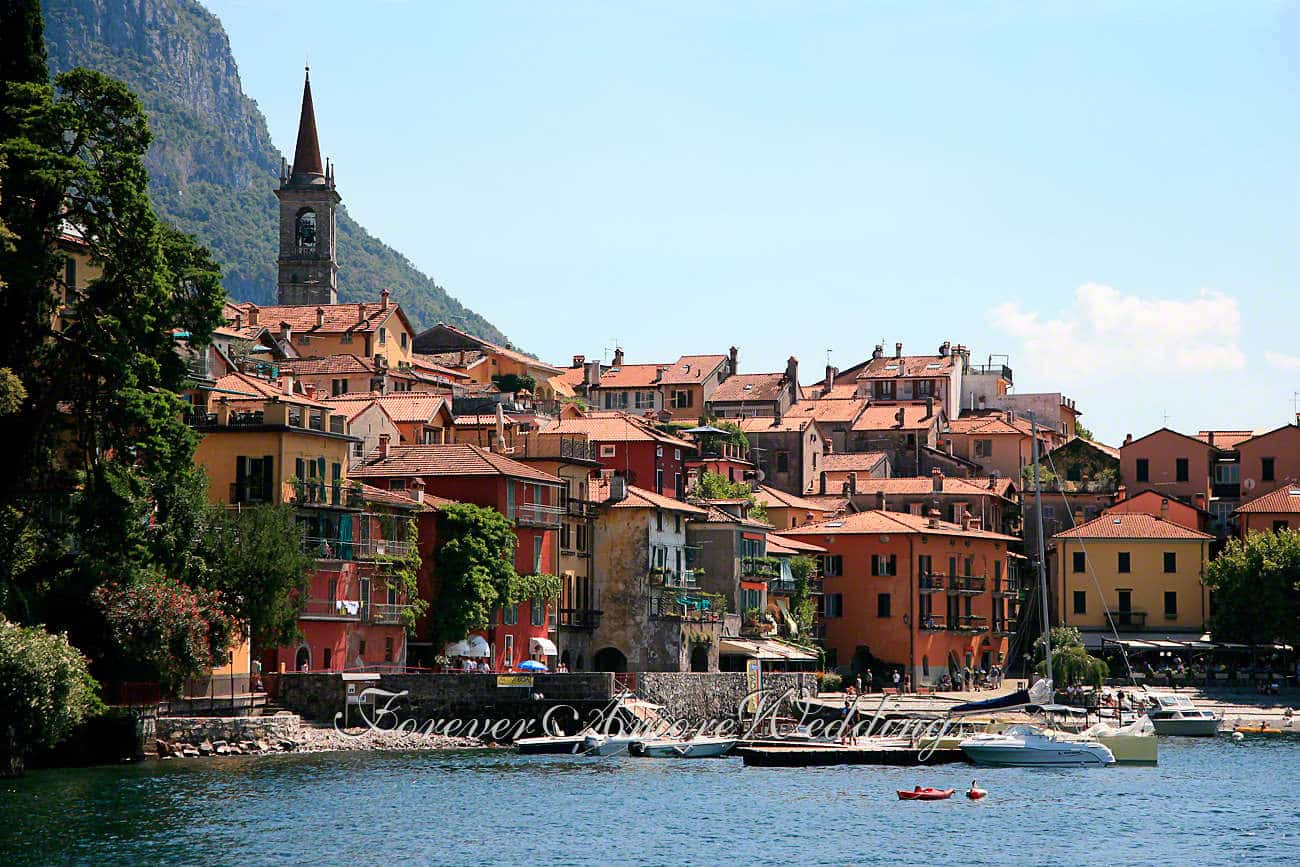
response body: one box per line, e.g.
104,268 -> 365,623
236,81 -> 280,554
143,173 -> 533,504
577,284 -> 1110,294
389,479 -> 407,491
776,451 -> 789,473
533,536 -> 543,573
1164,591 -> 1178,619
675,473 -> 683,499
823,593 -> 843,618
635,390 -> 656,409
1117,589 -> 1132,612
1175,458 -> 1189,482
64,256 -> 77,292
575,524 -> 588,552
870,554 -> 897,576
503,604 -> 519,625
877,593 -> 891,618
964,557 -> 973,577
1262,457 -> 1275,482
599,444 -> 617,458
235,455 -> 274,503
379,328 -> 387,345
1073,590 -> 1087,615
915,380 -> 934,397
655,468 -> 664,494
332,378 -> 348,396
1066,464 -> 1082,482
656,510 -> 664,531
821,554 -> 844,577
974,439 -> 993,458
1163,552 -> 1176,573
917,554 -> 933,575
384,637 -> 394,663
1214,462 -> 1239,484
674,513 -> 681,533
1117,552 -> 1131,574
503,634 -> 514,668
340,332 -> 352,344
531,599 -> 546,626
874,381 -> 895,400
672,389 -> 693,409
323,648 -> 332,669
674,448 -> 682,461
604,391 -> 628,410
358,640 -> 367,659
1072,551 -> 1086,573
1274,520 -> 1290,532
560,522 -> 572,551
1135,458 -> 1149,483
400,332 -> 408,349
294,208 -> 317,251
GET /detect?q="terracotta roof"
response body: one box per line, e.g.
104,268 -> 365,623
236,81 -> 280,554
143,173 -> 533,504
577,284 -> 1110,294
809,383 -> 860,400
820,452 -> 890,474
854,354 -> 955,380
409,354 -> 473,381
850,403 -> 942,432
281,354 -> 377,376
231,301 -> 408,337
452,414 -> 519,426
551,366 -> 588,389
543,413 -> 694,449
290,70 -> 324,179
1122,427 -> 1213,452
1053,512 -> 1213,540
1234,480 -> 1300,514
350,443 -> 561,484
421,350 -> 489,371
946,414 -> 1037,437
1235,423 -> 1300,450
736,415 -> 815,433
765,534 -> 827,556
698,504 -> 773,528
1194,430 -> 1257,450
212,371 -> 329,408
801,495 -> 850,513
786,398 -> 869,425
780,509 -> 1018,541
752,485 -> 835,513
591,478 -> 707,514
709,372 -> 798,404
841,475 -> 1017,500
658,355 -> 728,385
547,375 -> 577,399
323,392 -> 448,424
597,363 -> 668,389
318,397 -> 395,425
419,323 -> 562,374
357,483 -> 445,512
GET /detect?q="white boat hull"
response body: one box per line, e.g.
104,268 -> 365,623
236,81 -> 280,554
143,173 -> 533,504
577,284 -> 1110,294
581,734 -> 641,756
960,730 -> 1115,767
1150,718 -> 1220,737
514,735 -> 587,755
632,738 -> 737,758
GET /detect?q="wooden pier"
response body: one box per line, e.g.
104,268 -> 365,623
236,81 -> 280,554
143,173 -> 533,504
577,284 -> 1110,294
737,743 -> 969,767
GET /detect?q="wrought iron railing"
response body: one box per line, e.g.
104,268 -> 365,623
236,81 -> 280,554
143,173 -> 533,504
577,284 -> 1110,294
301,597 -> 362,620
366,603 -> 410,625
947,576 -> 986,594
514,501 -> 564,528
919,614 -> 947,631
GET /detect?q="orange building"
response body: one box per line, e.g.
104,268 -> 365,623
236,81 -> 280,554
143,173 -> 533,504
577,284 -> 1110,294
413,323 -> 564,401
1234,481 -> 1300,536
1107,488 -> 1212,534
324,392 -> 453,447
230,293 -> 417,369
1119,428 -> 1215,508
780,510 -> 1019,684
1236,424 -> 1300,504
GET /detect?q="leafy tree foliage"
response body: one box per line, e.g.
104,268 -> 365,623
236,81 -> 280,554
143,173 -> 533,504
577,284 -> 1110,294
787,555 -> 818,634
429,503 -> 520,646
1033,626 -> 1109,688
0,618 -> 101,776
492,373 -> 536,395
1204,530 -> 1300,650
689,470 -> 766,522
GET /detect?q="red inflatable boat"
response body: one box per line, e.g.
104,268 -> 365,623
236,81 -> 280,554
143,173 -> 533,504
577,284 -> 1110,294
897,787 -> 956,801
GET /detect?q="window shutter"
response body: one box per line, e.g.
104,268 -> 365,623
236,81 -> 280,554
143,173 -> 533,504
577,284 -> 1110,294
296,457 -> 305,480
888,554 -> 897,575
262,456 -> 275,502
235,456 -> 248,500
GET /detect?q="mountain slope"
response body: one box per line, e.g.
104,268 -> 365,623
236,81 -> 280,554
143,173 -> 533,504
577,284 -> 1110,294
42,0 -> 509,343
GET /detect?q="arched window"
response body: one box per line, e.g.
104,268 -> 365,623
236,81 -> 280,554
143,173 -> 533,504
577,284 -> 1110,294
295,208 -> 317,252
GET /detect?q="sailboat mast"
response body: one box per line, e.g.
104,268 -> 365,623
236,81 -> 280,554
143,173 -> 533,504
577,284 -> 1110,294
1029,412 -> 1053,682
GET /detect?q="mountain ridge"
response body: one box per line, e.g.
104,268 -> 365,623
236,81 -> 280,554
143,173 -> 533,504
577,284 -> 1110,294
41,0 -> 510,344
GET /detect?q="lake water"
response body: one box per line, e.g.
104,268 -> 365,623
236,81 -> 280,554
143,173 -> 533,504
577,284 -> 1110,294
2,738 -> 1297,865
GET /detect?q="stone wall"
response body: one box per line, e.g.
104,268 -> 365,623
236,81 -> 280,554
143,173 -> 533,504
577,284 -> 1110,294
638,672 -> 817,722
156,714 -> 303,747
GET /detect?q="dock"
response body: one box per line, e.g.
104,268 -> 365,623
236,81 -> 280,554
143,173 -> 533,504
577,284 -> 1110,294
737,744 -> 969,767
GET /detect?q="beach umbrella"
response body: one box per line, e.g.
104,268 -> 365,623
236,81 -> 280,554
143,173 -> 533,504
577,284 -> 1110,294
517,660 -> 548,672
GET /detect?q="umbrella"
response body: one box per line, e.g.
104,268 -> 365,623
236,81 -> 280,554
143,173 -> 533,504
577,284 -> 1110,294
682,425 -> 730,435
517,660 -> 548,672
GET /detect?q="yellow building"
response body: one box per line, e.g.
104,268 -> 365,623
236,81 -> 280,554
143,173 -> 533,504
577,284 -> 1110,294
50,228 -> 103,332
1054,513 -> 1212,642
412,323 -> 564,401
229,293 -> 417,369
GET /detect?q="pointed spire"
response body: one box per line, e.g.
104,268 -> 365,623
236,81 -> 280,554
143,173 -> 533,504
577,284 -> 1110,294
288,65 -> 324,184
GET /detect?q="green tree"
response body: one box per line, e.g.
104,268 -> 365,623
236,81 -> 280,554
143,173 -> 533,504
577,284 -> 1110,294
492,373 -> 536,395
1204,530 -> 1300,650
371,515 -> 429,631
787,555 -> 819,634
0,618 -> 101,776
1033,626 -> 1109,688
1074,423 -> 1095,441
429,503 -> 520,646
192,503 -> 315,652
689,470 -> 767,522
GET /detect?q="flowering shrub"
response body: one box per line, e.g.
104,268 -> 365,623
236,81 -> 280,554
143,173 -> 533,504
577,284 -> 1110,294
93,576 -> 234,694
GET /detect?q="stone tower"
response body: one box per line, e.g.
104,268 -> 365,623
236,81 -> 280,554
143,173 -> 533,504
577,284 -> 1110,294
275,67 -> 339,306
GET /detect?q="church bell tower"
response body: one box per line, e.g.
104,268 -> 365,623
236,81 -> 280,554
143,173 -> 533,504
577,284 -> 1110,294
275,67 -> 339,306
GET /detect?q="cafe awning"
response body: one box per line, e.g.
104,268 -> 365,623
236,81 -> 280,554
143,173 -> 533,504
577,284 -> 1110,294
720,638 -> 818,662
464,635 -> 491,658
530,637 -> 558,656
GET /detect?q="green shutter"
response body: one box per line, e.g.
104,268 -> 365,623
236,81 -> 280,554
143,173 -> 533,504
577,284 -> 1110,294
263,456 -> 275,502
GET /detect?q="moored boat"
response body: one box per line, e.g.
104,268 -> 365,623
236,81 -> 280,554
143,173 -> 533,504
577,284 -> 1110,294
960,725 -> 1115,767
1144,694 -> 1220,737
630,736 -> 737,758
897,787 -> 955,801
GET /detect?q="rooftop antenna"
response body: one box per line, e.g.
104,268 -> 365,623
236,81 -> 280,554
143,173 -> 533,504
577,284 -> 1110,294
1161,409 -> 1171,426
1291,391 -> 1300,416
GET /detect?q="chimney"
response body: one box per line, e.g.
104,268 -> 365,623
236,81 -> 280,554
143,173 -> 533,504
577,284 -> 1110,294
895,342 -> 903,359
380,288 -> 390,310
786,356 -> 799,402
494,404 -> 506,453
729,346 -> 739,375
612,347 -> 625,367
960,510 -> 972,531
988,470 -> 998,490
1160,497 -> 1170,519
279,321 -> 292,343
939,341 -> 950,356
1123,433 -> 1133,446
247,304 -> 259,326
932,468 -> 943,493
1007,410 -> 1015,424
846,472 -> 857,495
233,312 -> 243,330
304,383 -> 317,400
895,407 -> 905,429
610,475 -> 628,502
357,302 -> 366,323
927,508 -> 940,529
654,366 -> 668,384
1207,432 -> 1216,448
584,360 -> 602,387
1194,492 -> 1206,511
876,490 -> 886,511
824,438 -> 833,455
281,373 -> 295,396
1115,484 -> 1127,502
378,433 -> 390,459
819,471 -> 828,495
925,396 -> 934,419
315,307 -> 325,328
411,476 -> 425,504
572,354 -> 585,369
872,344 -> 883,360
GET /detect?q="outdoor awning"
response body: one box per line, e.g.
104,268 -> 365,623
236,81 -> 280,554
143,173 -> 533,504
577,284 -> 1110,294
444,640 -> 471,657
465,635 -> 491,658
530,637 -> 558,656
719,638 -> 818,662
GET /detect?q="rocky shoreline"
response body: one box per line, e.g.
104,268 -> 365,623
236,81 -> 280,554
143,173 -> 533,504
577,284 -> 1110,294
153,716 -> 484,760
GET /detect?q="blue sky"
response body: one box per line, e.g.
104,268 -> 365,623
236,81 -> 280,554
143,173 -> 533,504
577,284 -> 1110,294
206,0 -> 1300,443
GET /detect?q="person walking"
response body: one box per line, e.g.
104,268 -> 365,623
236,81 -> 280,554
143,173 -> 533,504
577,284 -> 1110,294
855,674 -> 863,695
892,669 -> 901,692
903,673 -> 912,694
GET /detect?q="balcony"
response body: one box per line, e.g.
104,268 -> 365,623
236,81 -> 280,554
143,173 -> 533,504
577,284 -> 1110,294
565,499 -> 596,518
918,574 -> 944,593
919,614 -> 947,632
648,590 -> 722,623
650,569 -> 699,589
303,536 -> 355,561
558,608 -> 603,630
948,615 -> 988,633
366,603 -> 411,626
992,619 -> 1018,636
513,501 -> 564,528
229,481 -> 272,505
301,597 -> 361,621
947,576 -> 986,595
993,578 -> 1021,597
968,363 -> 1013,382
290,480 -> 364,510
1114,610 -> 1148,628
354,537 -> 415,560
768,576 -> 823,596
741,557 -> 781,580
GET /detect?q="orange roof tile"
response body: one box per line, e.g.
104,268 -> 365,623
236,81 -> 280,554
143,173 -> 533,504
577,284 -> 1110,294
350,443 -> 561,484
323,391 -> 448,424
710,372 -> 798,404
597,363 -> 668,389
357,483 -> 449,512
854,354 -> 955,380
590,478 -> 707,514
841,475 -> 1017,500
421,323 -> 562,374
786,398 -> 869,424
543,413 -> 695,449
765,534 -> 827,555
821,452 -> 890,474
1235,480 -> 1300,514
409,354 -> 473,381
1195,430 -> 1257,449
1053,512 -> 1213,540
850,403 -> 942,432
281,354 -> 376,376
231,301 -> 409,337
212,371 -> 329,408
658,355 -> 728,385
736,415 -> 815,433
780,509 -> 1017,541
752,485 -> 836,513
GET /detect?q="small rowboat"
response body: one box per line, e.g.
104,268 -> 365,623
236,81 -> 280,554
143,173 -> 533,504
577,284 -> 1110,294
1233,725 -> 1283,735
966,787 -> 988,800
898,787 -> 955,801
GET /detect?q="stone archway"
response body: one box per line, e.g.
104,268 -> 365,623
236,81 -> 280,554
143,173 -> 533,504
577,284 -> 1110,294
690,646 -> 710,672
295,645 -> 311,672
592,646 -> 628,673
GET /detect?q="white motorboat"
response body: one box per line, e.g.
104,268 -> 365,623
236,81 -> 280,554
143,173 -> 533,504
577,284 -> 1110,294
1143,693 -> 1220,737
514,734 -> 588,755
629,736 -> 737,758
580,732 -> 646,756
960,725 -> 1115,767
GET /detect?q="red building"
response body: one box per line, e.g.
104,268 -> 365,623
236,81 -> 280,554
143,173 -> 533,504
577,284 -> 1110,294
544,412 -> 695,499
350,440 -> 565,670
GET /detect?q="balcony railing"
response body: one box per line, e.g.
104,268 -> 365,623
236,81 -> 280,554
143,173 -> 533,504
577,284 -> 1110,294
565,499 -> 596,518
558,608 -> 603,629
291,480 -> 364,509
949,615 -> 988,633
366,603 -> 410,626
992,578 -> 1021,597
354,537 -> 414,560
968,363 -> 1013,382
301,597 -> 361,621
650,570 -> 699,589
919,614 -> 947,631
648,590 -> 721,623
514,501 -> 564,528
1114,610 -> 1148,628
918,575 -> 944,593
229,481 -> 272,505
992,619 -> 1018,636
741,557 -> 780,580
303,536 -> 355,561
947,576 -> 986,595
